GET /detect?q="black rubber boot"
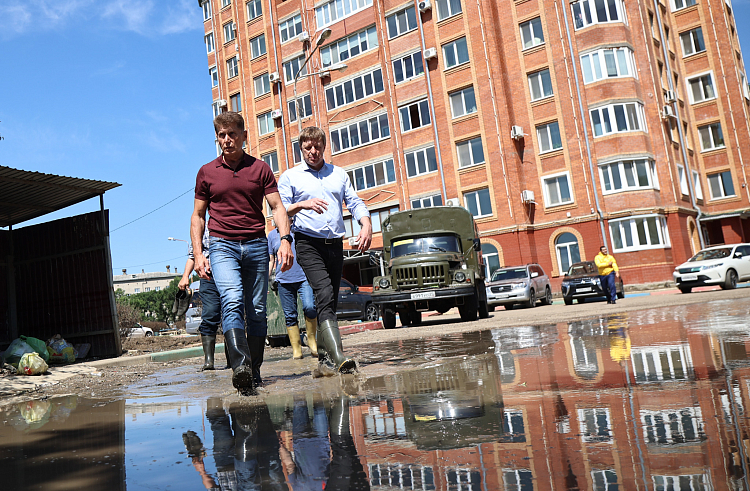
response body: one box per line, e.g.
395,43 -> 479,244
200,335 -> 216,371
247,335 -> 265,387
318,320 -> 357,374
224,329 -> 255,394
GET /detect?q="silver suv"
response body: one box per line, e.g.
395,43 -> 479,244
485,264 -> 553,310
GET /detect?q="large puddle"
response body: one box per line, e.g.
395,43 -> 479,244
3,298 -> 750,489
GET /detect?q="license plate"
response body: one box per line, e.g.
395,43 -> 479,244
682,274 -> 698,282
411,291 -> 436,300
577,287 -> 592,292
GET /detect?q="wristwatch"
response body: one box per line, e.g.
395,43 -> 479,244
280,234 -> 294,244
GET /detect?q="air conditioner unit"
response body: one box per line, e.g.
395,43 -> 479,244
664,90 -> 676,103
348,237 -> 360,246
521,190 -> 535,203
217,99 -> 227,108
268,72 -> 281,83
418,0 -> 432,12
423,47 -> 438,60
510,125 -> 524,140
271,109 -> 283,119
662,105 -> 675,119
298,31 -> 310,43
445,198 -> 460,206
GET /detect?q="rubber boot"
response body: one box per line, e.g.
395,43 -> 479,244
200,335 -> 216,371
247,335 -> 265,388
318,319 -> 357,373
330,393 -> 351,437
224,329 -> 255,393
286,324 -> 303,359
304,317 -> 318,357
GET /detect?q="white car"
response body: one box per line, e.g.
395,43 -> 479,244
673,243 -> 750,293
126,323 -> 154,337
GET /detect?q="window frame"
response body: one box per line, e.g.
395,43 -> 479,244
405,146 -> 438,177
316,0 -> 373,29
226,56 -> 239,79
542,172 -> 574,207
223,21 -> 236,44
580,46 -> 636,84
411,194 -> 443,209
536,121 -> 563,153
463,188 -> 493,218
253,73 -> 270,97
707,170 -> 736,199
393,50 -> 425,84
609,214 -> 671,252
686,71 -> 716,104
249,34 -> 267,59
528,68 -> 554,101
571,0 -> 627,30
436,0 -> 463,21
386,5 -> 418,39
442,36 -> 470,69
590,102 -> 646,137
346,158 -> 397,192
598,158 -> 659,194
672,0 -> 697,12
202,0 -> 212,21
283,54 -> 307,84
205,32 -> 215,54
324,67 -> 384,111
262,151 -> 279,173
399,99 -> 432,132
330,113 -> 391,154
229,92 -> 242,112
456,137 -> 485,168
698,122 -> 725,151
680,27 -> 705,57
321,25 -> 378,68
288,93 -> 313,122
520,17 -> 544,50
257,111 -> 275,136
209,65 -> 218,87
279,14 -> 303,44
449,86 -> 477,118
246,0 -> 262,21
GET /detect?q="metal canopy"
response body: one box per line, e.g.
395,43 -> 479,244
700,209 -> 750,222
0,166 -> 121,227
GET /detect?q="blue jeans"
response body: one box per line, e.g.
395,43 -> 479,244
600,272 -> 617,302
278,280 -> 317,326
209,237 -> 269,337
198,276 -> 221,337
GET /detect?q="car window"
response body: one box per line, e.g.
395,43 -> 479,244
339,279 -> 353,294
491,268 -> 529,281
568,263 -> 595,275
736,245 -> 750,257
690,248 -> 731,261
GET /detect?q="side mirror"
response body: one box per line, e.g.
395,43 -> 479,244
734,251 -> 743,258
531,272 -> 539,278
369,250 -> 380,266
473,238 -> 481,251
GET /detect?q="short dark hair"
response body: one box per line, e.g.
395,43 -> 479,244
299,126 -> 326,148
214,112 -> 245,133
600,245 -> 607,251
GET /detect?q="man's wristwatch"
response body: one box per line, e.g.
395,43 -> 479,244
280,234 -> 293,244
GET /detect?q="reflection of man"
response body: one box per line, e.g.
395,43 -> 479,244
595,245 -> 619,304
278,126 -> 371,375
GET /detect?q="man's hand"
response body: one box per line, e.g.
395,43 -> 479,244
179,258 -> 195,290
194,253 -> 211,280
615,271 -> 620,278
355,218 -> 373,252
178,276 -> 191,290
300,198 -> 328,214
277,241 -> 294,272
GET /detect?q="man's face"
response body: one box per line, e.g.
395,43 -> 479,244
216,124 -> 247,161
301,139 -> 326,169
601,247 -> 608,255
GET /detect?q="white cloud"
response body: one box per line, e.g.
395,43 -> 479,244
102,0 -> 154,35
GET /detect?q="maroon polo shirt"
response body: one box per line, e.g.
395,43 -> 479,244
195,153 -> 278,241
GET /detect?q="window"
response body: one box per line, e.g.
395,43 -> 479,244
590,102 -> 646,137
347,159 -> 396,191
543,173 -> 573,207
443,37 -> 469,69
520,17 -> 544,49
405,146 -> 438,177
641,407 -> 705,445
741,73 -> 750,100
591,470 -> 618,490
369,464 -> 433,489
503,469 -> 534,490
155,286 -> 160,291
321,26 -> 378,67
680,27 -> 705,56
209,66 -> 218,87
288,94 -> 312,122
393,51 -> 424,83
464,188 -> 492,218
457,137 -> 485,168
412,194 -> 443,209
325,68 -> 384,110
205,32 -> 215,53
707,170 -> 735,199
481,243 -> 500,279
202,1 -> 212,21
330,113 -> 390,154
578,408 -> 612,443
283,55 -> 306,83
386,6 -> 417,39
250,34 -> 266,58
580,47 -> 636,84
449,86 -> 477,118
399,99 -> 431,132
212,101 -> 223,118
246,0 -> 262,20
609,215 -> 670,251
134,288 -> 140,293
556,232 -> 581,273
254,73 -> 270,96
436,0 -> 462,20
316,0 -> 373,29
223,21 -> 236,43
292,140 -> 302,164
144,287 -> 151,292
687,73 -> 716,103
672,0 -> 696,11
572,0 -> 626,29
279,14 -> 303,43
227,56 -> 239,78
698,122 -> 725,151
693,170 -> 703,199
632,344 -> 692,382
536,121 -> 562,153
262,151 -> 279,173
368,206 -> 399,234
653,475 -> 708,491
528,69 -> 553,100
257,112 -> 274,135
221,0 -> 230,7
230,92 -> 242,112
599,159 -> 659,193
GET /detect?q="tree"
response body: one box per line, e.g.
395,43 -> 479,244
116,276 -> 182,325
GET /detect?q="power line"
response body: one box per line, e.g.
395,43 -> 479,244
111,187 -> 193,232
113,254 -> 187,272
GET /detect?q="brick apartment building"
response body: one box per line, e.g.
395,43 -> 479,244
197,0 -> 750,287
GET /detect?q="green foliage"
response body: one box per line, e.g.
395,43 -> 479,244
116,276 -> 182,324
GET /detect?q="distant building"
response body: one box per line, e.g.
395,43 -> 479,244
113,267 -> 179,295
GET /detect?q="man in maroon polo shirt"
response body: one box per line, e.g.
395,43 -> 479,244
191,112 -> 293,395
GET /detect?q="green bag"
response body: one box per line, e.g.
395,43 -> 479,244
20,335 -> 50,362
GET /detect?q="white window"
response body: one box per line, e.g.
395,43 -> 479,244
325,68 -> 384,110
288,94 -> 312,122
572,0 -> 626,29
698,122 -> 725,151
693,170 -> 703,199
226,56 -> 239,79
258,112 -> 274,135
443,37 -> 469,69
399,99 -> 431,132
254,73 -> 270,96
599,159 -> 658,193
543,172 -> 573,207
209,66 -> 218,87
482,243 -> 501,279
262,151 -> 279,173
250,34 -> 266,59
230,92 -> 242,112
143,287 -> 150,292
330,113 -> 390,154
436,0 -> 462,20
578,408 -> 612,443
412,194 -> 443,209
202,1 -> 212,21
457,137 -> 485,168
393,51 -> 424,84
536,121 -> 562,153
528,69 -> 553,100
155,286 -> 160,291
386,6 -> 418,39
279,14 -> 303,43
680,27 -> 705,56
672,0 -> 697,11
221,0 -> 231,7
707,170 -> 735,199
405,146 -> 438,177
321,26 -> 378,67
464,188 -> 493,218
609,215 -> 670,251
316,0 -> 373,29
368,206 -> 399,234
205,32 -> 215,53
741,73 -> 750,100
677,165 -> 690,195
292,140 -> 302,164
503,469 -> 533,490
134,288 -> 140,293
591,470 -> 618,490
346,159 -> 396,191
449,86 -> 477,118
590,102 -> 646,137
580,47 -> 636,84
283,55 -> 306,84
632,344 -> 692,382
641,407 -> 705,445
246,0 -> 262,20
223,21 -> 236,43
555,232 -> 581,273
212,101 -> 223,118
520,17 -> 544,49
653,475 -> 708,491
687,73 -> 716,103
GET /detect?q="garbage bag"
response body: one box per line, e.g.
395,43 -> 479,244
18,352 -> 48,375
19,400 -> 52,429
20,335 -> 50,362
3,338 -> 35,367
47,337 -> 77,364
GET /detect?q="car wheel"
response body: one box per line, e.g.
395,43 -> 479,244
488,305 -> 495,312
382,309 -> 397,329
541,287 -> 553,305
576,298 -> 586,304
364,303 -> 379,322
563,297 -> 573,306
722,269 -> 738,290
525,290 -> 536,308
145,332 -> 153,337
679,286 -> 692,294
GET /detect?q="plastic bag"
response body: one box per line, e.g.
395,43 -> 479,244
47,337 -> 77,364
20,335 -> 50,362
18,352 -> 48,375
3,338 -> 35,367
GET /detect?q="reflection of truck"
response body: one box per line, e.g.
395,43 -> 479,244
371,206 -> 489,329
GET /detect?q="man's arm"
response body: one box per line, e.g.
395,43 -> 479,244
266,192 -> 294,272
179,258 -> 195,290
612,257 -> 620,276
191,199 -> 211,279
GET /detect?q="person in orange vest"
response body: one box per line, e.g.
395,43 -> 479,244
595,245 -> 620,304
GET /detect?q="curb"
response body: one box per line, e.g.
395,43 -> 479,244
340,321 -> 384,335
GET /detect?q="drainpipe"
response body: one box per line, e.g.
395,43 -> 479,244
268,0 -> 291,171
560,2 -> 608,246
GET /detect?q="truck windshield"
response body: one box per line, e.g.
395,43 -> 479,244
391,235 -> 462,258
491,268 -> 528,281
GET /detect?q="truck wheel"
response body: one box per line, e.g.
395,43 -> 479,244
476,281 -> 490,319
409,310 -> 422,326
525,289 -> 536,308
563,297 -> 573,306
459,294 -> 478,321
382,309 -> 397,329
478,298 -> 490,319
542,287 -> 553,305
721,269 -> 738,290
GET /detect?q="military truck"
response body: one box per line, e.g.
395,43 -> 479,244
371,206 -> 490,329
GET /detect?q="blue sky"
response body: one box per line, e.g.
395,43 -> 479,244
1,0 -> 749,277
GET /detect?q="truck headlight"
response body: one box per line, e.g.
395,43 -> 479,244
378,278 -> 391,288
454,272 -> 466,282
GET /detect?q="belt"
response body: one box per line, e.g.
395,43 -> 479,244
296,232 -> 343,245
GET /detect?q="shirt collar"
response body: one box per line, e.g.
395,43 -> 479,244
217,152 -> 250,169
303,161 -> 330,174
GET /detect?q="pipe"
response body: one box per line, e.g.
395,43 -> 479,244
267,0 -> 291,171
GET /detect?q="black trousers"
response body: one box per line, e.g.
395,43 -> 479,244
295,234 -> 343,324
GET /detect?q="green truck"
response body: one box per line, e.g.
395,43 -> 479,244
371,206 -> 490,329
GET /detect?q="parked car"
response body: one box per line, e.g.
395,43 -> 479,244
561,261 -> 624,305
126,323 -> 154,337
485,264 -> 552,310
185,280 -> 202,335
673,243 -> 750,293
337,278 -> 379,322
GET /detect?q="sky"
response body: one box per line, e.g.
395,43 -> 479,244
1,0 -> 750,277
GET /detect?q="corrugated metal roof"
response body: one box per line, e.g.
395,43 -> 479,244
0,166 -> 120,227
